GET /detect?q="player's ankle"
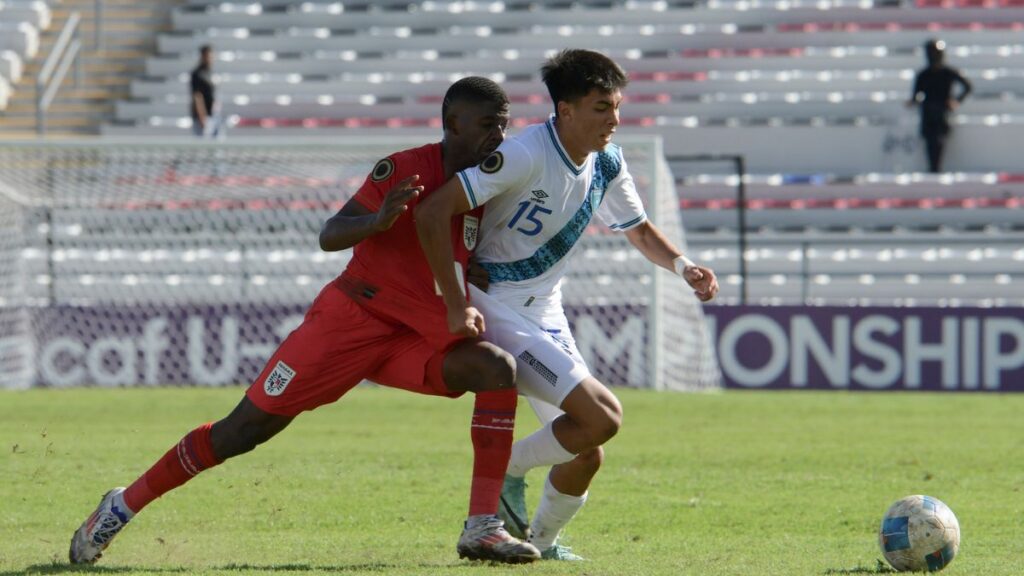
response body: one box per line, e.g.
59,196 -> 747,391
465,513 -> 497,529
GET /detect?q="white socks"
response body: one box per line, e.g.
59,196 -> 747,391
111,490 -> 136,520
528,475 -> 588,551
505,421 -> 575,478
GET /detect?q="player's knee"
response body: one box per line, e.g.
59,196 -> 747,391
575,446 -> 604,476
590,398 -> 622,446
591,415 -> 620,446
479,346 -> 516,391
445,341 -> 516,392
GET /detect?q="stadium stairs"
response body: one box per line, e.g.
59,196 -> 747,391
0,0 -> 184,136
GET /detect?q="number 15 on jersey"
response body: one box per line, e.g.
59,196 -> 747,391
507,201 -> 553,236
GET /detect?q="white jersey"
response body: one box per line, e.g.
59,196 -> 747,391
458,115 -> 647,323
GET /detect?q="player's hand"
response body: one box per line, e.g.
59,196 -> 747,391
683,265 -> 719,302
448,305 -> 485,337
467,257 -> 490,292
374,175 -> 423,232
947,99 -> 959,111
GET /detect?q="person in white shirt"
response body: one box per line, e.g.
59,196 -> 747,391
416,49 -> 719,560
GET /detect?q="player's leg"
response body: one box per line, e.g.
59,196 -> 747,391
468,286 -> 616,557
523,397 -> 596,560
442,340 -> 519,517
369,337 -> 538,563
498,395 -> 598,559
373,336 -> 522,518
468,286 -> 623,460
447,343 -> 538,562
503,372 -> 620,560
69,397 -> 295,564
70,286 -> 379,564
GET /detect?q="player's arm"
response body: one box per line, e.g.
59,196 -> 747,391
415,142 -> 534,335
413,177 -> 483,336
600,155 -> 718,302
319,174 -> 423,251
466,256 -> 489,292
624,221 -> 718,302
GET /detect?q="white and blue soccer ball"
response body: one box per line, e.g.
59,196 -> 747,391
879,495 -> 960,572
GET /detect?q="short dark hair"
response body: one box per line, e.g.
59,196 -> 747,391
441,76 -> 509,121
199,44 -> 212,57
541,49 -> 629,112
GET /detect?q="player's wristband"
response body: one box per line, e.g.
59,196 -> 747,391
673,255 -> 696,277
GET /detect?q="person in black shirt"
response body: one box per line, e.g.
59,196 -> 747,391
906,39 -> 971,173
190,45 -> 221,137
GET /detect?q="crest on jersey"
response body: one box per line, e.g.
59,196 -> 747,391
480,151 -> 503,174
370,158 -> 395,182
463,215 -> 480,250
264,361 -> 296,397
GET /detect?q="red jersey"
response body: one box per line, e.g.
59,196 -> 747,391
339,143 -> 483,348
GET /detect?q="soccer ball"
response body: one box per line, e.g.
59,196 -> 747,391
879,495 -> 960,572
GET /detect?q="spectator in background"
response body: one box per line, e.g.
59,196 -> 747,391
906,39 -> 971,173
190,44 -> 222,138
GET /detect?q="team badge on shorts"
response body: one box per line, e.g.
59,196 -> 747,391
370,158 -> 395,182
480,151 -> 503,174
264,361 -> 296,396
463,215 -> 479,250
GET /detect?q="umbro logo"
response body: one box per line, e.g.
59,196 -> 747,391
530,189 -> 548,203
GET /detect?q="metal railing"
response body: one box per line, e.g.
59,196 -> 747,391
686,232 -> 1024,305
36,12 -> 82,135
94,0 -> 105,51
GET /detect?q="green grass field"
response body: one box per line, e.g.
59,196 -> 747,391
2,387 -> 1022,576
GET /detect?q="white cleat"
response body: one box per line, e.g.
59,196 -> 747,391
457,515 -> 540,564
69,488 -> 132,564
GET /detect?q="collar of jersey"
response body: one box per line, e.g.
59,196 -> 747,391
545,114 -> 587,176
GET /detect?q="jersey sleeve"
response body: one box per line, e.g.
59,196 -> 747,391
457,138 -> 536,209
595,153 -> 648,232
352,156 -> 404,212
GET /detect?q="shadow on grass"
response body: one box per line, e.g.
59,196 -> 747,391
824,559 -> 897,574
4,561 -> 482,575
0,566 -> 188,576
215,563 -> 468,573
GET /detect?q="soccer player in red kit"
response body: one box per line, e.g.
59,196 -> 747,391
68,77 -> 540,565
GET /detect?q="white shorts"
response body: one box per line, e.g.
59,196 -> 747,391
469,285 -> 590,409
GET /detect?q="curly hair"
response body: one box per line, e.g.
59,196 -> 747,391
441,76 -> 509,121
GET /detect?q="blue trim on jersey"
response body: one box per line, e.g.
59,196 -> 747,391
544,119 -> 584,176
459,171 -> 479,208
481,147 -> 624,283
609,214 -> 647,231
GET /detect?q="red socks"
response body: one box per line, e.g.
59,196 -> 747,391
121,394 -> 516,518
468,389 -> 517,517
123,422 -> 222,513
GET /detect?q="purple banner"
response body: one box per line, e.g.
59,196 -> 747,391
703,306 -> 1024,391
29,304 -> 307,388
19,303 -> 1024,392
24,303 -> 648,389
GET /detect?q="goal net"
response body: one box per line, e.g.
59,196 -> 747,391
0,138 -> 720,391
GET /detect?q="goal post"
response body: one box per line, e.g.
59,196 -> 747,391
0,138 -> 720,391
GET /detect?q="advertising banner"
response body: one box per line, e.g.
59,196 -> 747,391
16,304 -> 1024,392
703,306 -> 1024,391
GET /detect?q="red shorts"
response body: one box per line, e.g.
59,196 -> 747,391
246,283 -> 464,417
337,272 -> 464,352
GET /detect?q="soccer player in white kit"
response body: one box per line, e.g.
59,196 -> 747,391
416,49 -> 719,560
